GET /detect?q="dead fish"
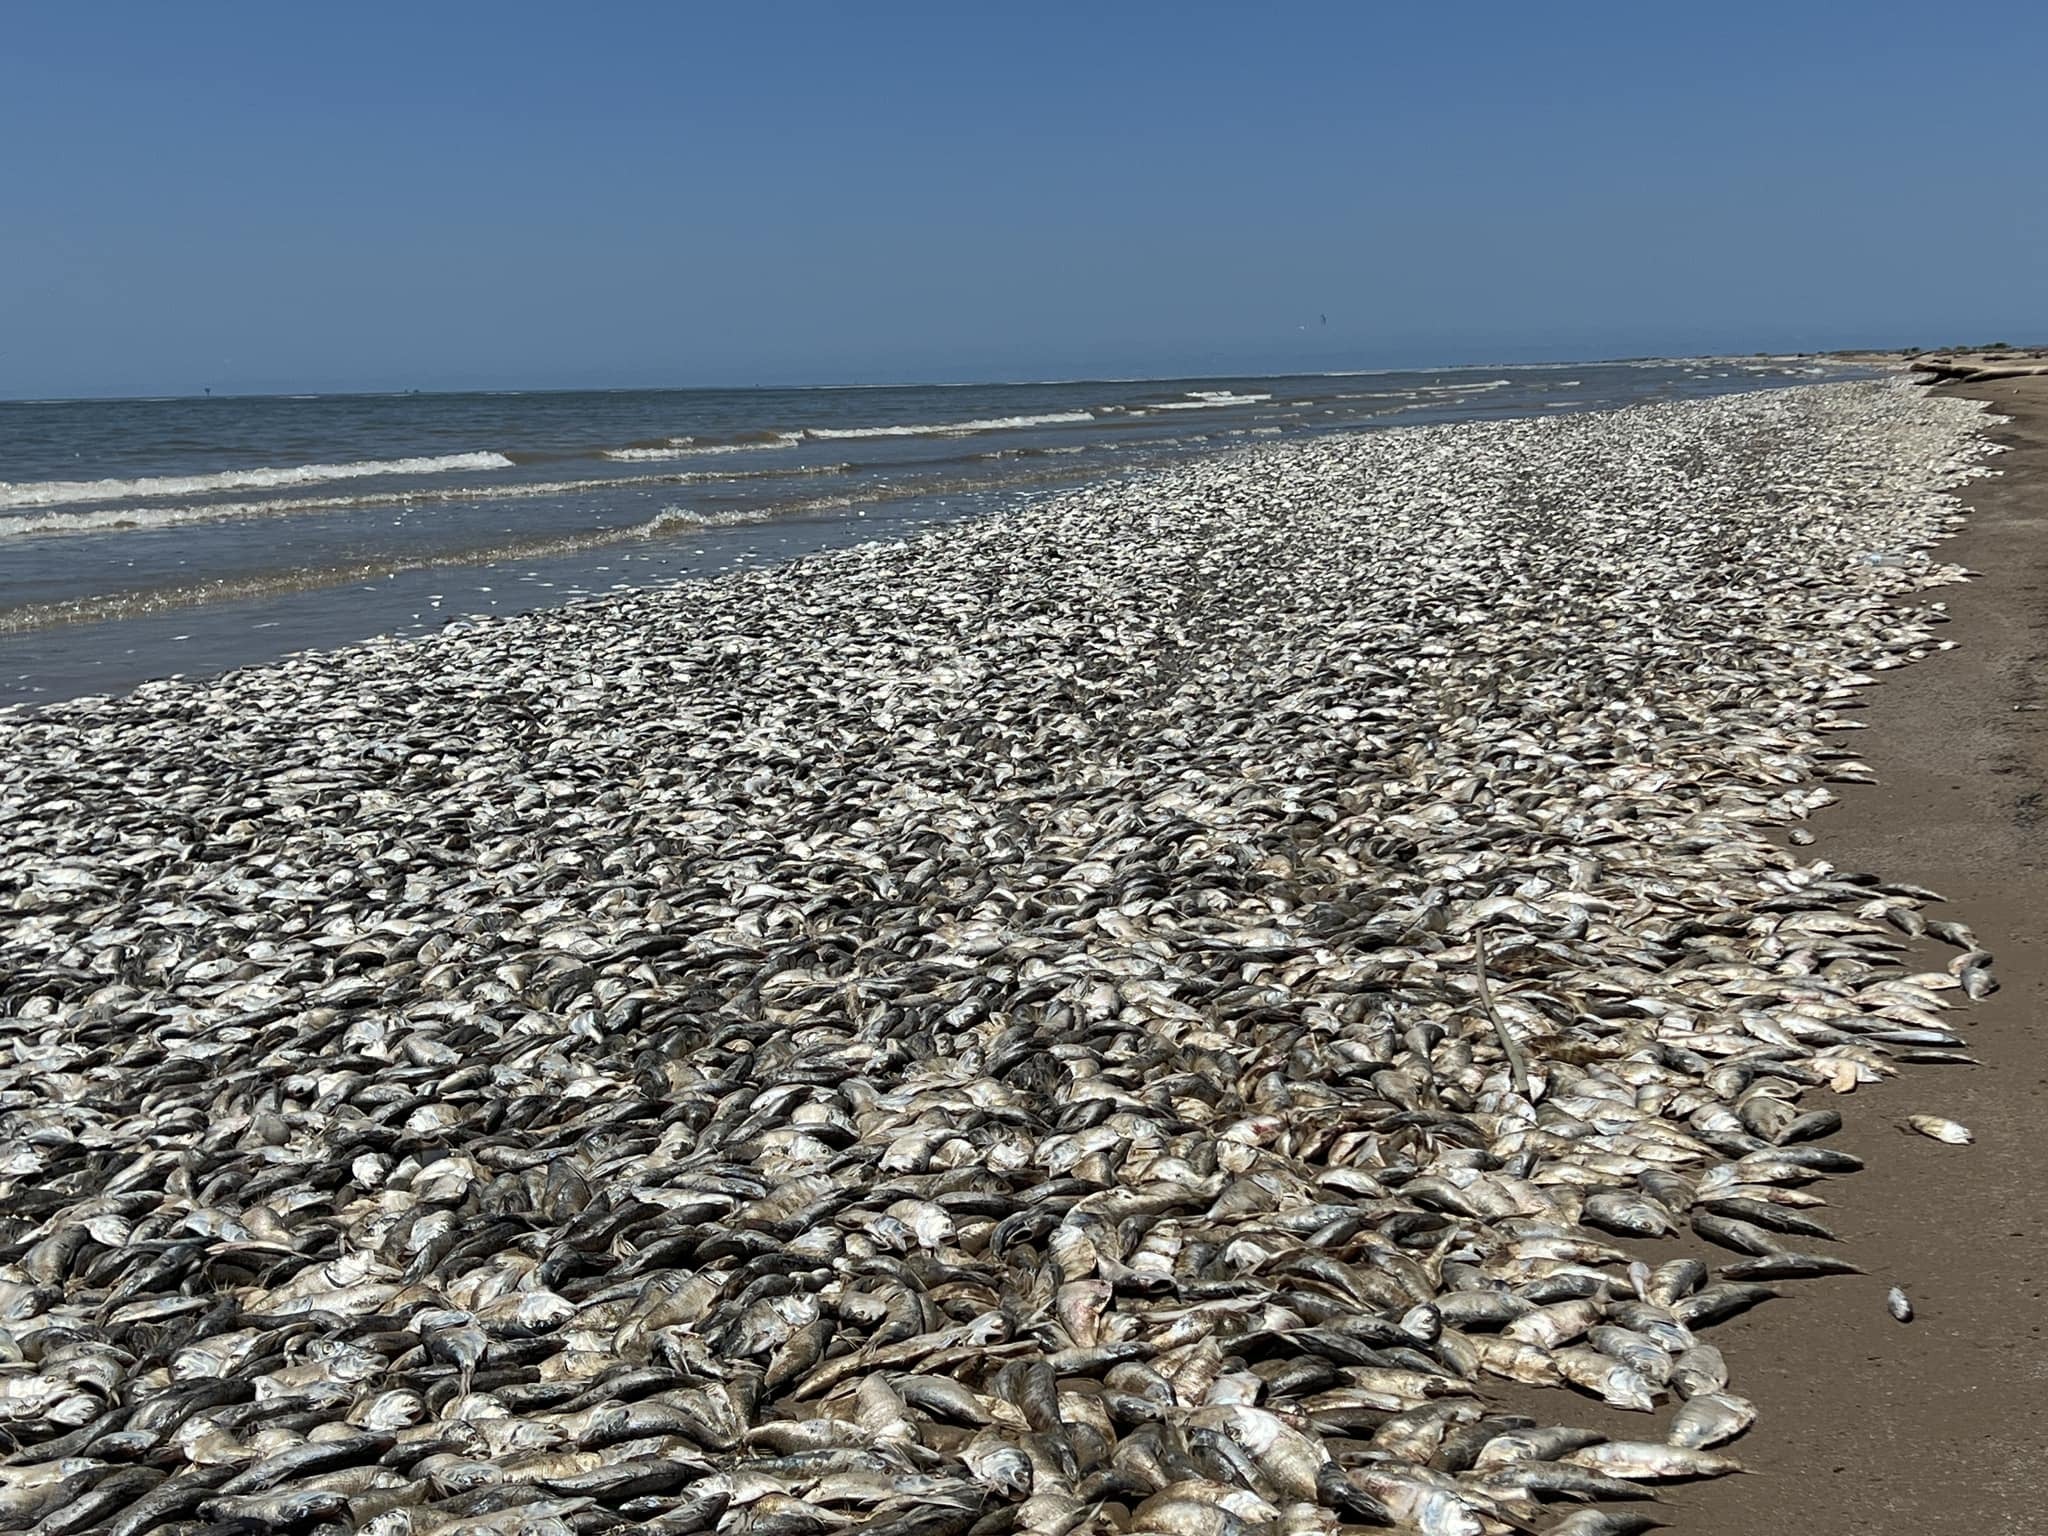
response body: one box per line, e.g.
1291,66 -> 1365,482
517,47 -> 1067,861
1698,1197 -> 1836,1242
1563,1441 -> 1744,1480
1581,1191 -> 1675,1238
1903,1114 -> 1974,1145
1470,1424 -> 1607,1470
1719,1252 -> 1863,1281
1674,1283 -> 1779,1328
1542,1514 -> 1668,1536
198,1488 -> 351,1524
1471,1459 -> 1658,1503
1668,1344 -> 1728,1401
1667,1391 -> 1756,1449
1641,1259 -> 1706,1309
1553,1347 -> 1658,1412
0,382 -> 1996,1536
1690,1212 -> 1786,1257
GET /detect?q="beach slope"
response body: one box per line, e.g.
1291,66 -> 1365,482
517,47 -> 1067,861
1672,373 -> 2048,1534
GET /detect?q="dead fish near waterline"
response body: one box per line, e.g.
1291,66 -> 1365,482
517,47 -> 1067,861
0,382 -> 2001,1533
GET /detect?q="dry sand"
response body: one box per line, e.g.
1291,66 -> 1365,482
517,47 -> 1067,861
1663,374 -> 2048,1533
1911,349 -> 2048,384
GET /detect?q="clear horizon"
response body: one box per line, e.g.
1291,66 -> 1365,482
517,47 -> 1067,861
4,1 -> 2042,400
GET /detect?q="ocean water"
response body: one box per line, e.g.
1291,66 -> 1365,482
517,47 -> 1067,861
0,359 -> 1864,708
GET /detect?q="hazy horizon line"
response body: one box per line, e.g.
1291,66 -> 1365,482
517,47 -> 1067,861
0,346 -> 1891,408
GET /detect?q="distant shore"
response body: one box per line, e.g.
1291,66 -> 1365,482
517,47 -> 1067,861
1905,346 -> 2048,382
1820,344 -> 2048,383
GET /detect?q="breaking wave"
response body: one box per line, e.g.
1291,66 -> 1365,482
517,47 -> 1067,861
0,464 -> 854,540
0,453 -> 516,511
0,463 -> 1107,635
1137,392 -> 1275,412
604,433 -> 804,460
802,411 -> 1096,440
602,413 -> 1099,456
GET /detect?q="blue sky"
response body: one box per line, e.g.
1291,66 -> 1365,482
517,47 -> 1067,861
3,2 -> 2041,397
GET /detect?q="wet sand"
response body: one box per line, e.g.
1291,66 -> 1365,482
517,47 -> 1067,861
1670,374 -> 2048,1533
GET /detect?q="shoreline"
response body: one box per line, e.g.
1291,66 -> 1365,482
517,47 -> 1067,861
0,361 -> 1872,712
1665,373 -> 2048,1534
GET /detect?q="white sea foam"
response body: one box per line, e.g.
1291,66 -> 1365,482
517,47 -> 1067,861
802,412 -> 1095,440
636,505 -> 784,536
0,455 -> 878,540
602,415 -> 1093,454
0,470 -> 702,539
1143,393 -> 1275,411
1424,379 -> 1513,394
603,434 -> 803,460
0,452 -> 517,511
1,505 -> 778,631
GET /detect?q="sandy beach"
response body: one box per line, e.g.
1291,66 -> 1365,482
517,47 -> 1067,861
0,378 -> 2028,1535
9,3 -> 2039,1526
1669,371 -> 2048,1534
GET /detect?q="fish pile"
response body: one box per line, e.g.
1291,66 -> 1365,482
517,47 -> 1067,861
0,381 -> 1996,1536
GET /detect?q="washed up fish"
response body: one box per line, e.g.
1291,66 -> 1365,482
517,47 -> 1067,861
1563,1441 -> 1745,1480
1543,1513 -> 1669,1536
1904,1114 -> 1975,1144
0,380 -> 1999,1536
1667,1391 -> 1757,1449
